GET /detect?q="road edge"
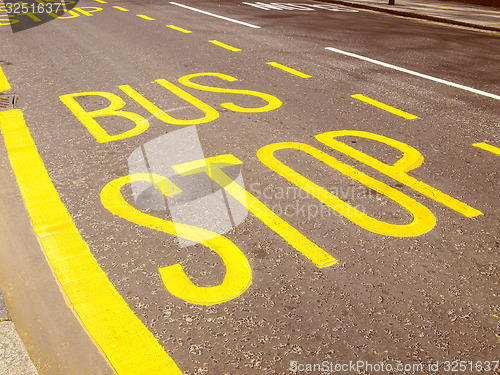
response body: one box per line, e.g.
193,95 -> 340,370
317,0 -> 500,32
0,126 -> 115,375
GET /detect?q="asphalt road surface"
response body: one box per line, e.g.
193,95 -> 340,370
0,0 -> 499,374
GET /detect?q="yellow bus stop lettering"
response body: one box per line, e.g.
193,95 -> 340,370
50,10 -> 80,18
119,79 -> 219,125
60,91 -> 149,143
74,7 -> 103,16
173,155 -> 337,268
258,142 -> 436,237
178,72 -> 282,113
21,13 -> 42,21
101,173 -> 252,305
316,131 -> 482,217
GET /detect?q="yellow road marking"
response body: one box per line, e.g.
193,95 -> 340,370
0,64 -> 11,92
48,10 -> 80,19
137,14 -> 155,20
266,62 -> 311,78
208,40 -> 241,52
178,72 -> 282,113
173,155 -> 337,268
113,6 -> 129,11
119,79 -> 219,125
166,24 -> 192,33
352,94 -> 418,120
94,0 -> 107,3
473,142 -> 500,156
0,110 -> 182,374
258,142 -> 436,237
60,91 -> 150,143
101,173 -> 252,305
316,130 -> 482,218
73,7 -> 103,16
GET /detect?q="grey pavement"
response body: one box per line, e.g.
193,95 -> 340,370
319,0 -> 500,31
0,290 -> 38,375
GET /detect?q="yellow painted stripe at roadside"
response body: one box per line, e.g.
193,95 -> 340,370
352,94 -> 418,120
166,25 -> 191,33
0,65 -> 11,92
94,0 -> 107,3
473,142 -> 500,156
266,62 -> 311,78
137,14 -> 155,20
0,110 -> 182,375
208,40 -> 241,52
113,6 -> 129,11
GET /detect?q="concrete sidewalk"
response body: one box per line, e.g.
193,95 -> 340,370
0,290 -> 38,375
319,0 -> 500,32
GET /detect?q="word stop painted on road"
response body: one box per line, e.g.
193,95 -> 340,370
100,126 -> 481,305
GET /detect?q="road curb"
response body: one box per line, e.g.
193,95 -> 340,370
0,122 -> 114,375
317,0 -> 500,32
0,290 -> 9,322
0,290 -> 39,375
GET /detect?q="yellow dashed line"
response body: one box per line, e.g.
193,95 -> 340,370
208,40 -> 241,52
351,94 -> 418,120
266,62 -> 311,78
473,142 -> 500,156
94,0 -> 107,3
166,25 -> 192,33
137,14 -> 155,20
0,64 -> 11,92
113,6 -> 129,11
